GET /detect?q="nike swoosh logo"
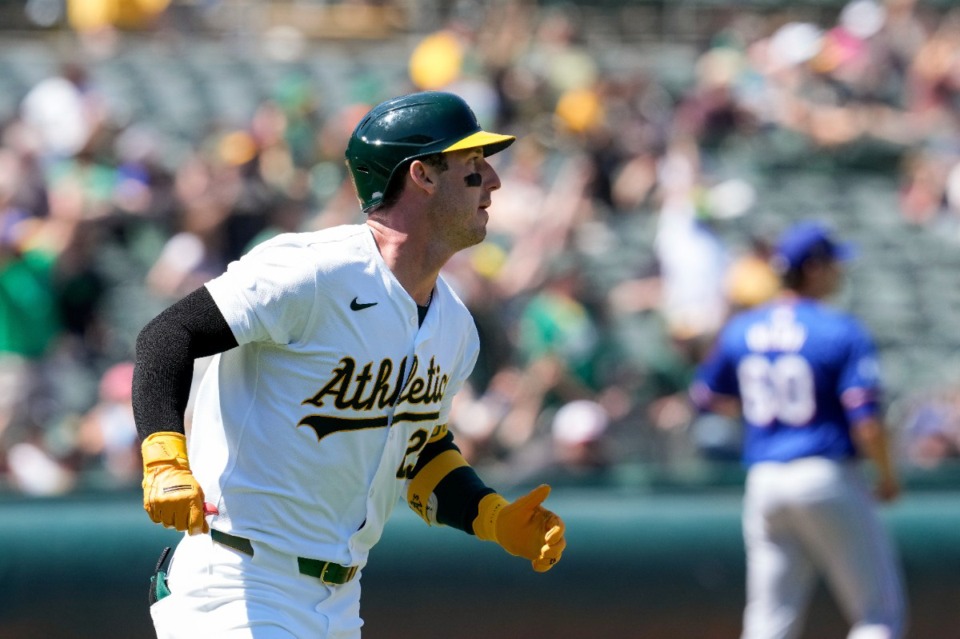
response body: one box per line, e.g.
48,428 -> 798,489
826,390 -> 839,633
350,297 -> 378,311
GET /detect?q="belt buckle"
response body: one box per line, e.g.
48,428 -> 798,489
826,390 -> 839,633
319,562 -> 357,585
319,562 -> 337,586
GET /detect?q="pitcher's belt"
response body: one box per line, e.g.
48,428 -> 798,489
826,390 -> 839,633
210,529 -> 358,585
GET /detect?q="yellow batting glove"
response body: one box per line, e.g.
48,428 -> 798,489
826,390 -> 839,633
141,432 -> 208,535
473,484 -> 566,572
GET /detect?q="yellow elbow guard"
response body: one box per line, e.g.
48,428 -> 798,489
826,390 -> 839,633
406,450 -> 469,525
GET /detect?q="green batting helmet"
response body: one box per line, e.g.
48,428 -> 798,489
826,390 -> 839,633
345,91 -> 515,212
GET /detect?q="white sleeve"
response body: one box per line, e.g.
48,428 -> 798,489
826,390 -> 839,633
204,241 -> 319,346
436,325 -> 480,425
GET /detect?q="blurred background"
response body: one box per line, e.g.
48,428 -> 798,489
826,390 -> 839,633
0,0 -> 958,637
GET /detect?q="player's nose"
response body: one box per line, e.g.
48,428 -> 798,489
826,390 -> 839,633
482,160 -> 502,191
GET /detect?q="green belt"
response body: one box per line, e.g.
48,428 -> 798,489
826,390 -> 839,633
210,529 -> 358,585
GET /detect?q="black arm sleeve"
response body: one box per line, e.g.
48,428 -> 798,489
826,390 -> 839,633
132,286 -> 239,441
412,432 -> 496,534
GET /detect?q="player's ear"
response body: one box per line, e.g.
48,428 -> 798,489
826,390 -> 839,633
409,159 -> 438,194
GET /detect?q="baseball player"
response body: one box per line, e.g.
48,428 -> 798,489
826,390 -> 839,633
133,91 -> 566,638
690,220 -> 907,639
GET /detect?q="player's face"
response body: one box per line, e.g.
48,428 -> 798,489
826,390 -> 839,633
809,258 -> 843,298
434,148 -> 502,250
824,259 -> 843,295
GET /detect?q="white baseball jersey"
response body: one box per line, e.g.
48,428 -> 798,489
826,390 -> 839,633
196,224 -> 479,569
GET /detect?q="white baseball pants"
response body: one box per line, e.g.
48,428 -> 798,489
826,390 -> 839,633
150,532 -> 363,638
740,458 -> 906,639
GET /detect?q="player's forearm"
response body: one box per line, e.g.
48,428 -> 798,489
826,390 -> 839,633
689,382 -> 741,418
852,416 -> 898,483
406,431 -> 566,571
406,431 -> 495,532
133,286 -> 238,440
133,317 -> 195,438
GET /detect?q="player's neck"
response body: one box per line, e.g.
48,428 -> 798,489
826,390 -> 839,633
366,218 -> 443,306
780,287 -> 826,302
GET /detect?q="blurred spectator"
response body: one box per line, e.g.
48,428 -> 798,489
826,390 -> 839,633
653,139 -> 731,341
522,6 -> 598,104
900,385 -> 960,469
906,8 -> 960,118
505,255 -> 602,445
145,191 -> 229,300
498,399 -> 614,489
20,63 -> 107,160
74,361 -> 139,484
242,193 -> 310,254
876,0 -> 927,86
724,231 -> 780,312
674,44 -> 757,150
0,211 -> 68,445
6,428 -> 76,495
898,148 -> 950,225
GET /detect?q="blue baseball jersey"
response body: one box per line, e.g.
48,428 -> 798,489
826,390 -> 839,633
691,299 -> 883,465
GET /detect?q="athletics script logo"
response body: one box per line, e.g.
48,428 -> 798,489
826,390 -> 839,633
297,355 -> 448,441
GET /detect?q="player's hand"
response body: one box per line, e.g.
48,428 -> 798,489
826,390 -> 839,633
141,432 -> 209,535
473,484 -> 566,572
875,475 -> 900,503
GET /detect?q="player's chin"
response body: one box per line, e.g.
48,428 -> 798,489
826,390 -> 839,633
468,226 -> 487,247
461,224 -> 487,249
473,209 -> 489,237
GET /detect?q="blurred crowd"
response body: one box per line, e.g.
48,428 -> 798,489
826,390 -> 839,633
1,0 -> 959,496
